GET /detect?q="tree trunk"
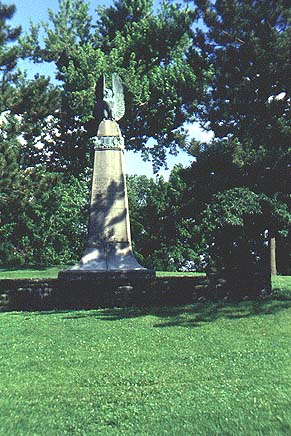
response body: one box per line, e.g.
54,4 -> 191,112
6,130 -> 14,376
270,236 -> 277,276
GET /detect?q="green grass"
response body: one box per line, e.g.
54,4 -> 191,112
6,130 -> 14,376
0,266 -> 205,279
0,266 -> 71,279
1,267 -> 288,285
272,275 -> 291,293
1,283 -> 291,435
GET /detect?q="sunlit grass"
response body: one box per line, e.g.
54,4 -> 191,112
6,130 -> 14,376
1,285 -> 291,434
0,267 -> 205,279
0,266 -> 71,279
272,275 -> 291,293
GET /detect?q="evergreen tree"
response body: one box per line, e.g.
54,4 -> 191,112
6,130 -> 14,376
9,74 -> 61,168
0,2 -> 84,266
0,2 -> 21,111
184,0 -> 291,282
0,2 -> 61,169
194,0 -> 291,192
22,0 -> 209,174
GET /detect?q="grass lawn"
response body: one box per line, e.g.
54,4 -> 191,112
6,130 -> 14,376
0,266 -> 205,279
1,278 -> 291,434
0,266 -> 72,279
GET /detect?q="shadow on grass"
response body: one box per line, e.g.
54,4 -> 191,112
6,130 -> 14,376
10,288 -> 291,328
0,266 -> 49,272
58,291 -> 291,327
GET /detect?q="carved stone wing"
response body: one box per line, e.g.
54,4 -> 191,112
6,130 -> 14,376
112,73 -> 125,121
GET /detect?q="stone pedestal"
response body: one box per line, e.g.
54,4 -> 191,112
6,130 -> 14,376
59,120 -> 154,280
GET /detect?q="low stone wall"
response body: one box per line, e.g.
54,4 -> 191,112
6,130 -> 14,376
0,276 -> 209,311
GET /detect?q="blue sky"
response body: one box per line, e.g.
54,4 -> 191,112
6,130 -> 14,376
11,0 -> 212,178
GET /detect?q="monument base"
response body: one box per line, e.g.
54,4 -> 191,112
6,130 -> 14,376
58,243 -> 155,280
58,269 -> 155,281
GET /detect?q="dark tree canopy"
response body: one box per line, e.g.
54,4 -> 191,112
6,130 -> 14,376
194,0 -> 291,182
170,0 -> 291,282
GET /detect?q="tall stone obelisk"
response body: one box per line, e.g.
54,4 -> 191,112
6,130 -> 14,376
59,75 -> 154,279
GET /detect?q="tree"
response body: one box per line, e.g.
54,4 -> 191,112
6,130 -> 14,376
194,0 -> 291,187
188,0 -> 291,279
0,2 -> 21,111
198,187 -> 291,295
8,74 -> 61,168
0,151 -> 89,266
0,1 -> 61,169
192,0 -> 291,206
127,170 -> 204,271
195,0 -> 291,166
21,0 -> 209,174
0,2 -> 87,266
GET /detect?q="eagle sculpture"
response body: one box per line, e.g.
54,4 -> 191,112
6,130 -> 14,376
94,73 -> 125,125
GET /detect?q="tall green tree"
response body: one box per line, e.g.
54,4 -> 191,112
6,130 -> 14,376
192,0 -> 291,204
0,2 -> 86,266
194,0 -> 291,191
0,2 -> 61,169
186,0 -> 291,280
0,2 -> 21,111
22,0 -> 209,174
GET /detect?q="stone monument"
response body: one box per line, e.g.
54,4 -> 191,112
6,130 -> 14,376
59,74 -> 154,279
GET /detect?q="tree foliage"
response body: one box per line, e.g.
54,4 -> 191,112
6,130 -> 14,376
1,0 -> 291,279
0,2 -> 21,111
177,0 -> 291,280
194,0 -> 291,191
127,171 -> 204,271
199,187 -> 291,268
21,0 -> 209,173
0,2 -> 61,168
0,112 -> 88,266
0,152 -> 89,266
0,2 -> 87,266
